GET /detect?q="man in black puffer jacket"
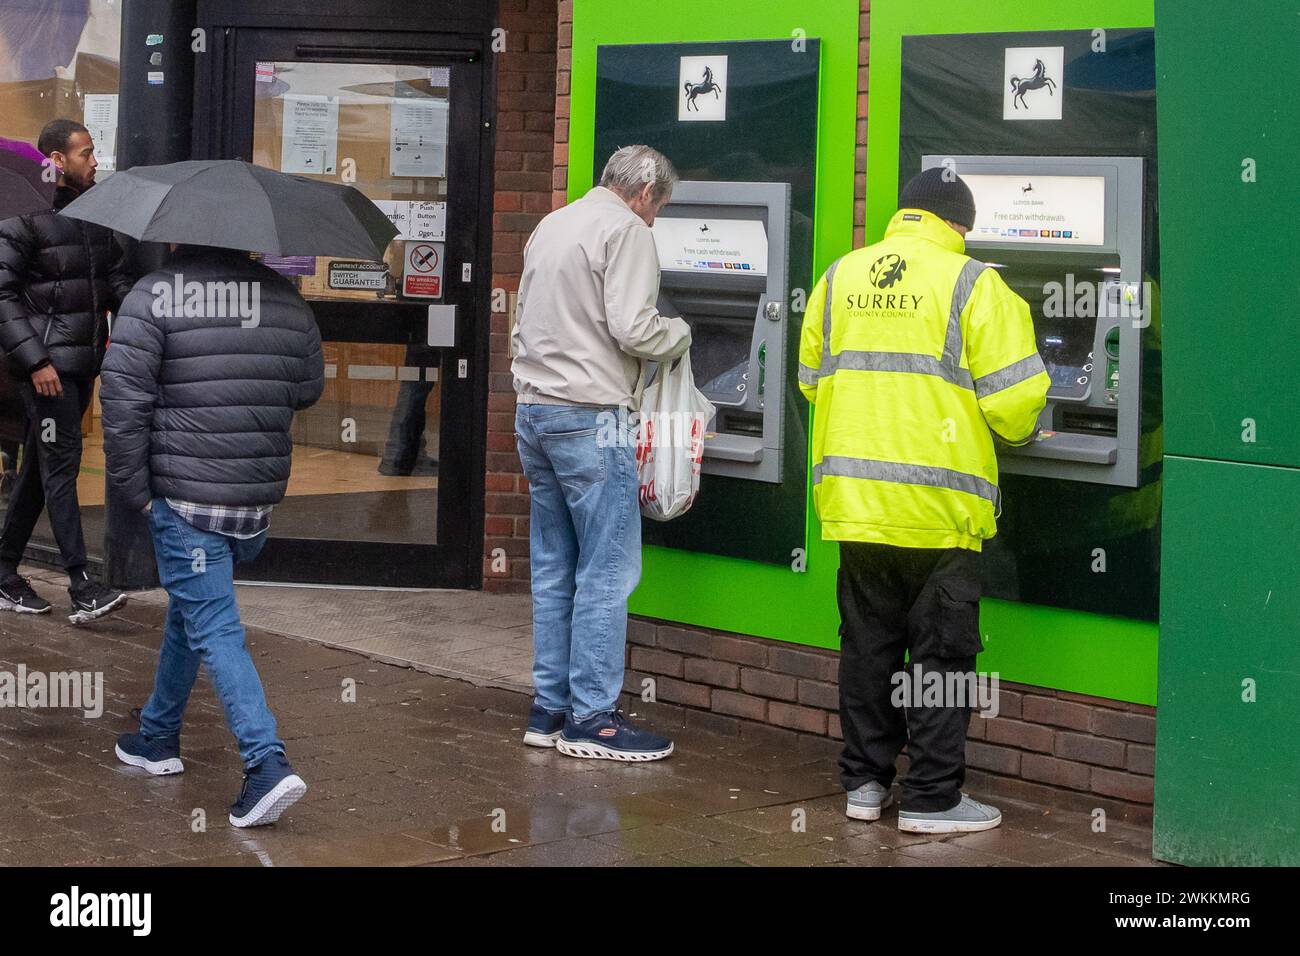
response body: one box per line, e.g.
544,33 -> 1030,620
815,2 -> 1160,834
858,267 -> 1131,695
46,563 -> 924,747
0,119 -> 134,621
100,244 -> 323,828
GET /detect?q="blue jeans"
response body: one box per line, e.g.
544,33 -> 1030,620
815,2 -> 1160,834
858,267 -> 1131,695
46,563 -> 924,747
138,498 -> 284,769
515,403 -> 641,721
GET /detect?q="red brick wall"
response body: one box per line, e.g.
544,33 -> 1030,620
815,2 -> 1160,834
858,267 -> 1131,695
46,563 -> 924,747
483,0 -> 559,593
623,619 -> 1156,823
553,0 -> 573,212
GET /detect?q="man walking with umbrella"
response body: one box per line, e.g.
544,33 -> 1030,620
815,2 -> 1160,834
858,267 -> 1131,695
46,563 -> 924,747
80,159 -> 392,826
0,118 -> 132,622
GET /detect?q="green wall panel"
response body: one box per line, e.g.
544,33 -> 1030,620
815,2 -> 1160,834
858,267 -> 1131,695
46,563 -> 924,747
1153,0 -> 1300,866
1154,456 -> 1300,865
1155,0 -> 1300,468
568,0 -> 1157,704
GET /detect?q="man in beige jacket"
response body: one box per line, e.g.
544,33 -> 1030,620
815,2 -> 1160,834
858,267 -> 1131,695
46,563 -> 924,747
512,145 -> 690,762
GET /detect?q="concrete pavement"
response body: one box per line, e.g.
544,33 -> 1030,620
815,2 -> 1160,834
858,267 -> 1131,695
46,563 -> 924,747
0,568 -> 1160,867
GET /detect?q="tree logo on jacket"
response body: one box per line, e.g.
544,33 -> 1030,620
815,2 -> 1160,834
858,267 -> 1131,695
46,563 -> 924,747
869,254 -> 907,289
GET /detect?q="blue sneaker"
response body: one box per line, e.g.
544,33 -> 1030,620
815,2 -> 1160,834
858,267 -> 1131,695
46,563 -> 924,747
523,703 -> 566,748
229,752 -> 307,828
556,710 -> 674,762
115,731 -> 184,775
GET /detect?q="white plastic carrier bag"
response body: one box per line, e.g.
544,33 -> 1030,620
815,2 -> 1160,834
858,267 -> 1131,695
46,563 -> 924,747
633,352 -> 716,521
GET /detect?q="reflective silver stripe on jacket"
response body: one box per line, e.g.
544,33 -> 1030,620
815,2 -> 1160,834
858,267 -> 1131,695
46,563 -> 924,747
820,350 -> 974,390
973,352 -> 1046,399
798,257 -> 844,390
821,255 -> 842,345
806,256 -> 987,391
813,454 -> 1001,510
940,259 -> 988,373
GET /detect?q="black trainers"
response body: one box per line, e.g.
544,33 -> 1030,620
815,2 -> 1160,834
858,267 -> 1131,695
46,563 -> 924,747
229,752 -> 307,828
0,574 -> 51,615
67,571 -> 127,625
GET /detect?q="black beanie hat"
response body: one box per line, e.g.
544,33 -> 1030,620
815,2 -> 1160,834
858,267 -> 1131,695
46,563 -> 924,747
899,167 -> 977,230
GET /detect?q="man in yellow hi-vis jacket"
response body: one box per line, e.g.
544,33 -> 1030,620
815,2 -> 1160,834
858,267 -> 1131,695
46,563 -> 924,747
800,167 -> 1049,834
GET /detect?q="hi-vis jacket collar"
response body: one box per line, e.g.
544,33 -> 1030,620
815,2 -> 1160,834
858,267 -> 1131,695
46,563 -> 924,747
885,208 -> 967,255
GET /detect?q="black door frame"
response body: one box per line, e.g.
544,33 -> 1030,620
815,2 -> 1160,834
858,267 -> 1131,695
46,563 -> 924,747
190,7 -> 496,589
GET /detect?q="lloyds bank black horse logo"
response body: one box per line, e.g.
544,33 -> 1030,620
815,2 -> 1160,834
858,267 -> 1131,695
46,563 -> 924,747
684,65 -> 723,112
1010,58 -> 1057,110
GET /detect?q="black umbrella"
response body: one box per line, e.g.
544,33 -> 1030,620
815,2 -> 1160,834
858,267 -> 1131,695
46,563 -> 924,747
57,159 -> 397,260
0,142 -> 56,220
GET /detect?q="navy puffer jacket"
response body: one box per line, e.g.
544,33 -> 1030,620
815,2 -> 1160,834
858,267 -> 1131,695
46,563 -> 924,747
100,247 -> 324,510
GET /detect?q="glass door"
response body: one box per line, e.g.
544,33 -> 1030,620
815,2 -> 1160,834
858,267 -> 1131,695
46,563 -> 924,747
212,29 -> 486,587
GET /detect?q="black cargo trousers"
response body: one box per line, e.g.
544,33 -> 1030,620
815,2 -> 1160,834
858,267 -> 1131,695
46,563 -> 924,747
836,541 -> 984,813
0,374 -> 94,575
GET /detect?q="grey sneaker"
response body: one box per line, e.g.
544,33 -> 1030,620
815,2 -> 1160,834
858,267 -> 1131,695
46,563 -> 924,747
846,781 -> 893,821
898,793 -> 1002,834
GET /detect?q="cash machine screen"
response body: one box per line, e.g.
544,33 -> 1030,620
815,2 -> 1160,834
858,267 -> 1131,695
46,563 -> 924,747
690,321 -> 751,401
652,293 -> 755,407
983,253 -> 1120,400
1037,321 -> 1096,392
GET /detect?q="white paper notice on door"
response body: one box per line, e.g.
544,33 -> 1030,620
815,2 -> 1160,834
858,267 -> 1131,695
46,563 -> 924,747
372,200 -> 411,238
410,201 -> 446,241
280,94 -> 339,175
389,98 -> 448,178
84,94 -> 118,172
371,201 -> 446,242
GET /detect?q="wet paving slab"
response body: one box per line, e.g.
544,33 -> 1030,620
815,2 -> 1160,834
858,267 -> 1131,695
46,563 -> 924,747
0,573 -> 1162,867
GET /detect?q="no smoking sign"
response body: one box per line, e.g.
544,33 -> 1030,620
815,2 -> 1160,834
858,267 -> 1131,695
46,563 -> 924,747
403,241 -> 444,298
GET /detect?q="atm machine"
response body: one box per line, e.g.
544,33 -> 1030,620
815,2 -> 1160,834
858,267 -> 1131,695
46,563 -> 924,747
650,181 -> 792,484
922,155 -> 1146,487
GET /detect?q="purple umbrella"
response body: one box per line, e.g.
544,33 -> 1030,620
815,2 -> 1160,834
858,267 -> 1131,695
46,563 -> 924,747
0,136 -> 46,166
0,137 -> 56,220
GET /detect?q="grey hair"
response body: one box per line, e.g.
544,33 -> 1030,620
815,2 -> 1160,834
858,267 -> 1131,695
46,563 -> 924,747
598,145 -> 678,203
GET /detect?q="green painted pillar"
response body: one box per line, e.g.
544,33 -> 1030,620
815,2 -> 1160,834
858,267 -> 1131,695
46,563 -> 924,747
1153,0 -> 1300,865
